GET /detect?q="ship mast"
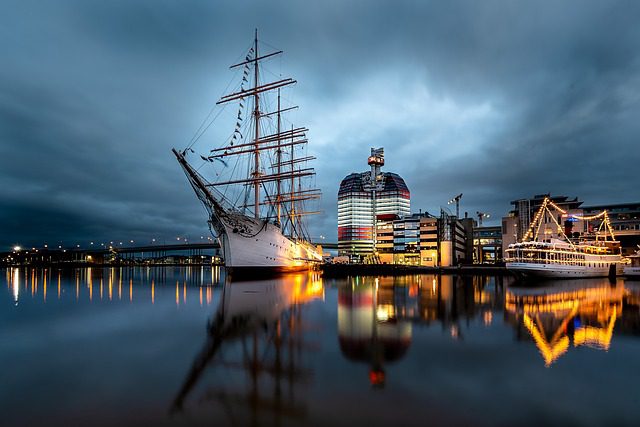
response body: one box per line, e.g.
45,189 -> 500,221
252,29 -> 260,219
208,31 -> 321,231
290,125 -> 296,236
276,89 -> 282,225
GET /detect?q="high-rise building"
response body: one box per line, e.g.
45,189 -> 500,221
338,148 -> 410,257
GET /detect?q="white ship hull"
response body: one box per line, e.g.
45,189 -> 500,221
624,267 -> 640,278
504,197 -> 623,280
215,208 -> 322,271
507,262 -> 618,278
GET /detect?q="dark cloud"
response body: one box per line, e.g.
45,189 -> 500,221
1,0 -> 639,248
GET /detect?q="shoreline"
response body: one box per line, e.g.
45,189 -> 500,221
0,262 -> 513,277
321,263 -> 511,277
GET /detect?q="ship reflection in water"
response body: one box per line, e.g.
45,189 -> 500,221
171,272 -> 323,425
506,280 -> 637,366
2,267 -> 640,426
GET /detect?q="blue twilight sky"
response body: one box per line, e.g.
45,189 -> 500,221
1,0 -> 640,248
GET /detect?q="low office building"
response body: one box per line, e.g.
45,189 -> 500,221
375,211 -> 474,267
473,226 -> 503,264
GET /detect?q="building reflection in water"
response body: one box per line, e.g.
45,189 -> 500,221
337,274 -> 640,371
171,272 -> 323,425
337,275 -> 506,386
506,279 -> 640,366
338,277 -> 412,387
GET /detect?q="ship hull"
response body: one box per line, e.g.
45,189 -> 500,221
214,209 -> 322,272
624,267 -> 640,278
507,262 -> 617,278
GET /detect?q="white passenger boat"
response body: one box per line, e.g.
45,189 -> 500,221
506,197 -> 623,278
624,248 -> 640,278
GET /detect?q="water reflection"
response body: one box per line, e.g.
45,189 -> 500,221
172,272 -> 323,424
337,275 -> 506,385
3,268 -> 640,425
506,279 -> 640,366
338,277 -> 412,387
4,266 -> 223,306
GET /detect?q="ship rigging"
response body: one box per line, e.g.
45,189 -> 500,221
173,30 -> 322,272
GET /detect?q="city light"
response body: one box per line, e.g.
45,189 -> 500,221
13,246 -> 21,252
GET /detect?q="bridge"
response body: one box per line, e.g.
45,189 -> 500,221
1,240 -> 337,266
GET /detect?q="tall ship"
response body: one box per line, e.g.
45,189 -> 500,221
505,197 -> 623,278
173,31 -> 323,273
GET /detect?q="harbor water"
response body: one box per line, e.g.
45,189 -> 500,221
2,267 -> 640,426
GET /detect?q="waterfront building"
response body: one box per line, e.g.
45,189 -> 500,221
337,148 -> 410,257
375,213 -> 399,263
376,213 -> 427,265
440,212 -> 475,266
419,215 -> 439,267
374,211 -> 474,267
473,226 -> 503,264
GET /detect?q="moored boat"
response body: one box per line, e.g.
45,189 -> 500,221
173,30 -> 323,274
506,197 -> 623,278
624,248 -> 640,279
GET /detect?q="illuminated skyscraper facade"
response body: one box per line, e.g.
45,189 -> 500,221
338,148 -> 410,256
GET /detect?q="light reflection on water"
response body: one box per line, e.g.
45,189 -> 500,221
2,267 -> 640,426
5,266 -> 223,307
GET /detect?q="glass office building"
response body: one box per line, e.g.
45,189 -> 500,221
337,149 -> 410,257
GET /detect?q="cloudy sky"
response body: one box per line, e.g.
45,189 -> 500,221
1,0 -> 639,249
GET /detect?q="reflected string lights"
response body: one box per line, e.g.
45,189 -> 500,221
506,280 -> 633,366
